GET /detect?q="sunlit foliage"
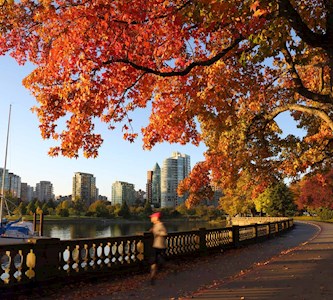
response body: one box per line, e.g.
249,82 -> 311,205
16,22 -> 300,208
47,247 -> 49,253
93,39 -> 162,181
1,1 -> 333,206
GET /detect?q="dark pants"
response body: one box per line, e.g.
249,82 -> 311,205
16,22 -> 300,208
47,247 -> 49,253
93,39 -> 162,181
151,248 -> 166,266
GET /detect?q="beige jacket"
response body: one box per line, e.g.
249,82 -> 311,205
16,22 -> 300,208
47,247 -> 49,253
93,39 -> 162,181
152,221 -> 167,249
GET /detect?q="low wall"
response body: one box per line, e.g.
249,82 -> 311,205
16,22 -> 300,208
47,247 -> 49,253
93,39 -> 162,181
230,216 -> 291,225
0,218 -> 294,289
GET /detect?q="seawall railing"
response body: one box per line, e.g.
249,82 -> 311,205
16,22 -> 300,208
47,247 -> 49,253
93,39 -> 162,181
0,217 -> 294,289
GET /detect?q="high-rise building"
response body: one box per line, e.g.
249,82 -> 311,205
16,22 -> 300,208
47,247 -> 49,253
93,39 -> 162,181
152,163 -> 161,207
21,182 -> 34,202
72,172 -> 97,206
171,151 -> 191,178
0,168 -> 22,198
111,181 -> 135,206
146,170 -> 153,205
35,181 -> 54,202
0,168 -> 11,196
135,189 -> 146,206
161,152 -> 191,208
8,173 -> 21,198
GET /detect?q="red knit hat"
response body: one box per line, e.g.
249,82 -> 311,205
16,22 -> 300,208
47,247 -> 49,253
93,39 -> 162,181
149,212 -> 161,218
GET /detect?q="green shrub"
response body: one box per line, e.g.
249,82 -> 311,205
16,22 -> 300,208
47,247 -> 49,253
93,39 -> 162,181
317,208 -> 333,220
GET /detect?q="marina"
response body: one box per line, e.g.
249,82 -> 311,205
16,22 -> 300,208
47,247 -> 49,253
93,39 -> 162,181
0,105 -> 44,242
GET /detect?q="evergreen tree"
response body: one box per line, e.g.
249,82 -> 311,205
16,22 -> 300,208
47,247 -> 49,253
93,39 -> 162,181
118,201 -> 130,218
19,202 -> 27,215
143,200 -> 153,216
266,183 -> 296,217
26,201 -> 36,214
73,198 -> 86,216
42,203 -> 49,215
47,199 -> 57,209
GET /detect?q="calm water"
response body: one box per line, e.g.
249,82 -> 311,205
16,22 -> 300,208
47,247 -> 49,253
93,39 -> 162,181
42,220 -> 222,240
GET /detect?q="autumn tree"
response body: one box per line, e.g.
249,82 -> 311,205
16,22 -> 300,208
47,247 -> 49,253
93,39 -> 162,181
56,200 -> 70,217
219,172 -> 257,216
294,169 -> 333,210
178,162 -> 214,207
87,200 -> 109,218
1,1 -> 333,206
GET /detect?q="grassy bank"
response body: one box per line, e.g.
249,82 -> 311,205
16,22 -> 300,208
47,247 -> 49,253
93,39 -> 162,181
293,216 -> 333,223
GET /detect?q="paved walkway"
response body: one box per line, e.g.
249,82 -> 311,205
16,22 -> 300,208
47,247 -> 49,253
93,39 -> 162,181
85,221 -> 327,300
190,221 -> 333,300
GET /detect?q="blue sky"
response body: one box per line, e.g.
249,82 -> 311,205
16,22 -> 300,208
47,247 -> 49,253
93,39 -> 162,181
0,55 -> 207,199
0,55 -> 304,200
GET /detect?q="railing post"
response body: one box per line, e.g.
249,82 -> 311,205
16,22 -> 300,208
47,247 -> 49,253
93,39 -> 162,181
198,228 -> 207,255
143,231 -> 154,265
255,223 -> 259,242
39,212 -> 44,236
275,222 -> 279,235
232,225 -> 240,248
33,237 -> 61,282
33,212 -> 37,233
290,219 -> 293,229
268,222 -> 273,238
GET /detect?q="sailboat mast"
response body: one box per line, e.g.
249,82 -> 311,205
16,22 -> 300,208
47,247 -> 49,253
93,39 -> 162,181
0,104 -> 12,225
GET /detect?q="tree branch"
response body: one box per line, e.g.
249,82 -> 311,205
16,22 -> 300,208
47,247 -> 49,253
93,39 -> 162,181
281,44 -> 333,104
278,0 -> 327,49
107,37 -> 243,77
267,104 -> 333,132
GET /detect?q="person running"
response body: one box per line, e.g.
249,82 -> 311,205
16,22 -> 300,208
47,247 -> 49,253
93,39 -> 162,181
149,212 -> 167,285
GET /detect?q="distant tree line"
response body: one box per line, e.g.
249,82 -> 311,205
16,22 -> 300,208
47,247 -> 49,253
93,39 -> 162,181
5,173 -> 333,221
6,197 -> 224,221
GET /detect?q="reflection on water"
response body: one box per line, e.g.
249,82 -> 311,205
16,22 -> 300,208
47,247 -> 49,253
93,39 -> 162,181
43,220 -> 222,240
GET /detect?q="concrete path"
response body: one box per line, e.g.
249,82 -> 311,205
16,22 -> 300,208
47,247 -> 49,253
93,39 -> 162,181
88,221 -> 322,300
188,221 -> 333,300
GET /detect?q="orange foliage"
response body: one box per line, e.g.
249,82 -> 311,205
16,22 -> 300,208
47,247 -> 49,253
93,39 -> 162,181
1,1 -> 333,204
177,161 -> 214,207
294,170 -> 333,210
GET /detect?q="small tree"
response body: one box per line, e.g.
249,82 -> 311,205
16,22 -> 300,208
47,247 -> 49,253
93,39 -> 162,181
72,197 -> 87,216
143,200 -> 153,216
316,207 -> 333,221
88,200 -> 109,218
41,203 -> 49,215
256,182 -> 296,217
57,208 -> 69,217
26,200 -> 36,215
47,199 -> 57,209
118,201 -> 130,218
254,188 -> 272,216
107,204 -> 119,218
15,202 -> 27,216
56,200 -> 71,217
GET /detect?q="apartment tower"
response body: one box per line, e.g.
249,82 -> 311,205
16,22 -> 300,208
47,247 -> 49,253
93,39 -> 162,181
72,172 -> 97,206
160,152 -> 190,208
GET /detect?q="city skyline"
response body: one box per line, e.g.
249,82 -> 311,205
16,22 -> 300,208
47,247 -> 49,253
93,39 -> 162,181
0,150 -> 195,202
